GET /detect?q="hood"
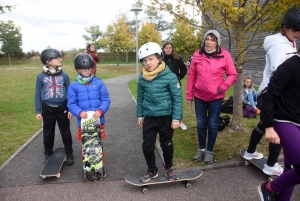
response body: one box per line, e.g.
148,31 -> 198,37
202,30 -> 221,47
264,33 -> 295,52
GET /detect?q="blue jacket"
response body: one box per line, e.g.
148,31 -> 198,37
68,76 -> 111,126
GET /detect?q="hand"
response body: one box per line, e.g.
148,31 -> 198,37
36,114 -> 42,120
265,127 -> 280,144
138,118 -> 143,127
187,101 -> 193,108
171,120 -> 180,129
93,111 -> 102,118
68,112 -> 73,119
80,111 -> 88,119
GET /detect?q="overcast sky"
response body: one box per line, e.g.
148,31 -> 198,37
1,0 -> 145,53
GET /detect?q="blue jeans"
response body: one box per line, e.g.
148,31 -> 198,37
243,92 -> 258,108
194,97 -> 223,152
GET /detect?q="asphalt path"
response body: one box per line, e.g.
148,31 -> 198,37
0,74 -> 299,200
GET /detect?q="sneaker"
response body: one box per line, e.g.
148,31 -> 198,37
263,163 -> 283,177
258,182 -> 278,201
204,151 -> 214,164
165,167 -> 179,181
66,154 -> 74,166
180,123 -> 187,130
193,149 -> 205,162
140,170 -> 158,182
44,154 -> 51,164
243,150 -> 263,160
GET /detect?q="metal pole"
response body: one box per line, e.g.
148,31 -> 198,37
135,12 -> 139,82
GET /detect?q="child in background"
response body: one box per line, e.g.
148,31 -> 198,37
34,48 -> 74,165
137,42 -> 183,182
85,44 -> 99,75
242,76 -> 260,114
67,53 -> 110,142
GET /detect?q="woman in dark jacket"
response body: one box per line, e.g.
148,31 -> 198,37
162,42 -> 187,130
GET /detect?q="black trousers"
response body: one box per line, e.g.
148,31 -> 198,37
42,102 -> 73,155
142,115 -> 174,172
247,121 -> 282,166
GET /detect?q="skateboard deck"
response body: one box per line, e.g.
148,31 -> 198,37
40,147 -> 66,179
125,169 -> 202,194
81,111 -> 104,181
240,148 -> 277,179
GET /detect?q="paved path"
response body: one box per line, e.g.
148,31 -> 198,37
0,74 -> 299,200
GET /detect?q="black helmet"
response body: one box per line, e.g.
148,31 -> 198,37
74,53 -> 94,69
40,48 -> 62,65
281,8 -> 300,30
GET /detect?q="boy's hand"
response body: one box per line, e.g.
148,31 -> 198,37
138,118 -> 143,127
93,110 -> 102,119
68,112 -> 73,119
80,111 -> 88,119
171,120 -> 180,129
36,114 -> 42,120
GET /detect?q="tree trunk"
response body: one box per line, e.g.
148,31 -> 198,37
117,50 -> 120,69
8,53 -> 11,65
126,52 -> 128,63
231,66 -> 244,131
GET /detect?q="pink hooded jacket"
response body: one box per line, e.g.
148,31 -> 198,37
186,48 -> 237,101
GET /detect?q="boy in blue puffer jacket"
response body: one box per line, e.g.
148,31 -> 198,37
137,42 -> 183,182
67,53 -> 111,141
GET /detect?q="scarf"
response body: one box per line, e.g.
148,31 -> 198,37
43,65 -> 62,75
76,73 -> 94,84
142,62 -> 166,81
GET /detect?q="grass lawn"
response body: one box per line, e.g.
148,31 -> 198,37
128,77 -> 269,169
0,64 -> 139,165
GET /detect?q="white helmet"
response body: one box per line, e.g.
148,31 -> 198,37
138,42 -> 163,62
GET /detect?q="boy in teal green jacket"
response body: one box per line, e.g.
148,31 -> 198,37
137,42 -> 183,182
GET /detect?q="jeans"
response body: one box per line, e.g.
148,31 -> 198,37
243,92 -> 258,108
194,97 -> 223,152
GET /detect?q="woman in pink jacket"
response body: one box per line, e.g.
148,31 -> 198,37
186,30 -> 237,164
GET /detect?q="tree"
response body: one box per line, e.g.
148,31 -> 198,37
170,18 -> 201,55
138,22 -> 162,47
0,20 -> 22,65
101,16 -> 135,68
0,5 -> 17,14
83,25 -> 104,51
147,0 -> 300,130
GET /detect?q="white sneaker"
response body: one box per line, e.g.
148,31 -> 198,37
263,162 -> 283,176
180,123 -> 187,130
243,150 -> 263,160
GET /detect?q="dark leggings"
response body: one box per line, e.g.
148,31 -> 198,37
247,121 -> 282,166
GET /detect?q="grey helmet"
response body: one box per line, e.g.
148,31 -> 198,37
281,8 -> 300,30
74,53 -> 94,69
40,48 -> 62,65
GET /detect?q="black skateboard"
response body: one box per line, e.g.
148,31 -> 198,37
240,148 -> 277,180
125,169 -> 202,194
40,147 -> 66,179
81,111 -> 104,181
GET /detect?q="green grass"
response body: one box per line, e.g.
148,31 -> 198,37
128,77 -> 269,169
0,64 -> 139,165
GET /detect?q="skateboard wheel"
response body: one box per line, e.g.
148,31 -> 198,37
244,161 -> 250,166
142,186 -> 149,194
56,173 -> 61,178
185,182 -> 192,188
42,176 -> 46,179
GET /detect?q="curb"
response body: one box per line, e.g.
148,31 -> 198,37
0,128 -> 42,171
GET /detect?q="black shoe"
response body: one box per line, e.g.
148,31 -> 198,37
44,154 -> 51,164
258,182 -> 278,201
66,154 -> 74,166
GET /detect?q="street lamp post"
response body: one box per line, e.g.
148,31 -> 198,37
130,7 -> 143,82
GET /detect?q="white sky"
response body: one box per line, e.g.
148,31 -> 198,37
1,0 -> 144,53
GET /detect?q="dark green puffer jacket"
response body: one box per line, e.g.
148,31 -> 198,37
137,66 -> 183,120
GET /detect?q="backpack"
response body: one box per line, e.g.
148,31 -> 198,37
218,115 -> 231,131
243,104 -> 257,118
221,96 -> 233,113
